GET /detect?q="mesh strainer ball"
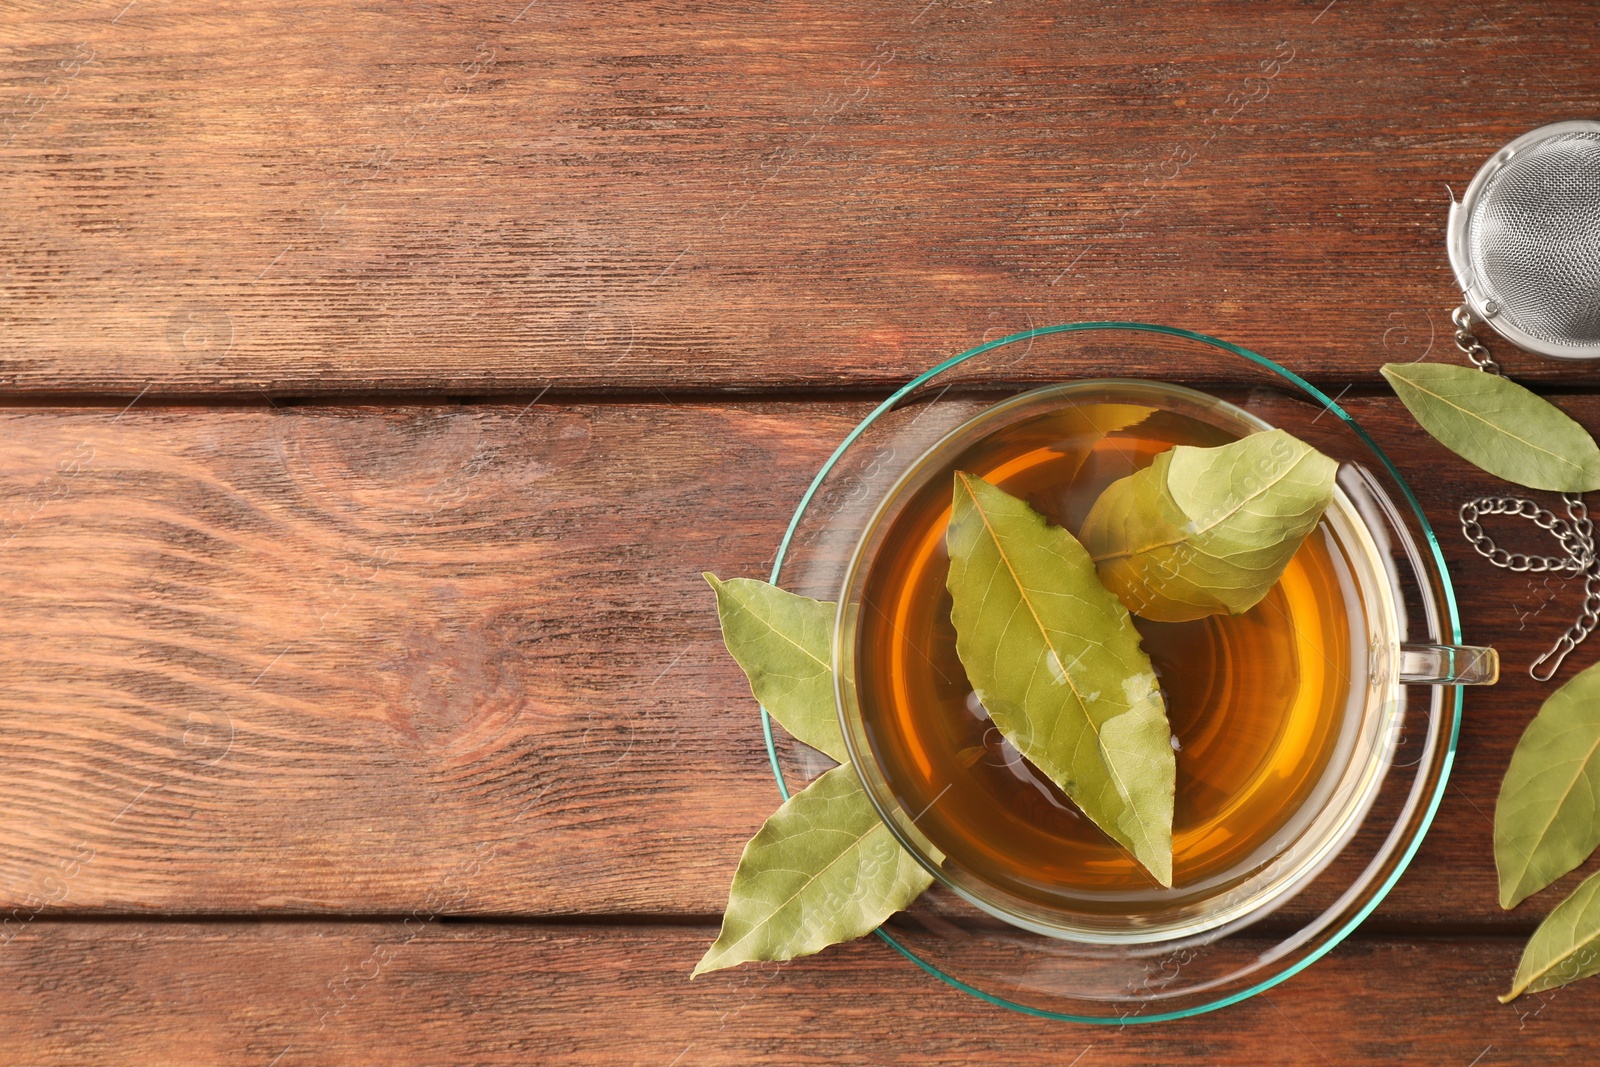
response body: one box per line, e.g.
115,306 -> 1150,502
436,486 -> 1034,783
1446,119 -> 1600,360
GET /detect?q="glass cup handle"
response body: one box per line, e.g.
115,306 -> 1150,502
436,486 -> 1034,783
1397,643 -> 1500,686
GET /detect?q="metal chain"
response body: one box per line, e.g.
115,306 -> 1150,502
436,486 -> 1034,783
1453,304 -> 1600,681
1452,304 -> 1502,374
1460,496 -> 1593,575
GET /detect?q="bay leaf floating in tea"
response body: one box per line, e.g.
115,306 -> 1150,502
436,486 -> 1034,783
692,763 -> 934,977
1496,660 -> 1600,909
945,471 -> 1175,887
1382,362 -> 1600,493
705,573 -> 847,762
1080,428 -> 1338,624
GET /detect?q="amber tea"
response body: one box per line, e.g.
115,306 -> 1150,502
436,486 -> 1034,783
848,383 -> 1399,933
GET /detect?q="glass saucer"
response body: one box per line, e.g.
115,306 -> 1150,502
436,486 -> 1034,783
761,323 -> 1464,1023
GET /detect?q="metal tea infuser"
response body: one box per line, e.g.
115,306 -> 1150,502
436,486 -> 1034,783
1445,119 -> 1600,679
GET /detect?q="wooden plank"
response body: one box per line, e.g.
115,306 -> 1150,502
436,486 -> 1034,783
0,922 -> 1590,1064
0,395 -> 1592,924
3,0 -> 1599,393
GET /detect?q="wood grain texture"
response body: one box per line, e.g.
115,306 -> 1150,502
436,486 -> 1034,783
0,921 -> 1592,1065
0,395 -> 1595,926
3,0 -> 1599,393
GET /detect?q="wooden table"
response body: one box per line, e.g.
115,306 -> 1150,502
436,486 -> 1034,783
3,1 -> 1598,1062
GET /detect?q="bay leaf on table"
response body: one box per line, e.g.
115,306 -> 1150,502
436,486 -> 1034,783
1080,429 -> 1338,624
1495,661 -> 1600,909
945,472 -> 1175,886
705,573 -> 846,763
1381,362 -> 1600,492
692,762 -> 934,977
1502,868 -> 1600,1002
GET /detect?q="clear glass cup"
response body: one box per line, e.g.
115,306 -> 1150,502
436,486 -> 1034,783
763,323 -> 1496,1023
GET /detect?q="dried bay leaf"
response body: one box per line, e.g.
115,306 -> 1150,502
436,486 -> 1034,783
1495,661 -> 1600,909
945,472 -> 1175,886
1502,869 -> 1600,1002
692,763 -> 934,977
701,575 -> 932,974
1050,402 -> 1160,460
1381,362 -> 1600,492
1081,429 -> 1338,623
705,573 -> 847,762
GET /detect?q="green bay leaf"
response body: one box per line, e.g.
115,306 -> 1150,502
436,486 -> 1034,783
705,573 -> 846,763
692,762 -> 933,977
1381,362 -> 1600,492
1080,429 -> 1338,624
945,472 -> 1175,886
1502,868 -> 1600,1002
1496,661 -> 1600,909
1052,402 -> 1160,454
